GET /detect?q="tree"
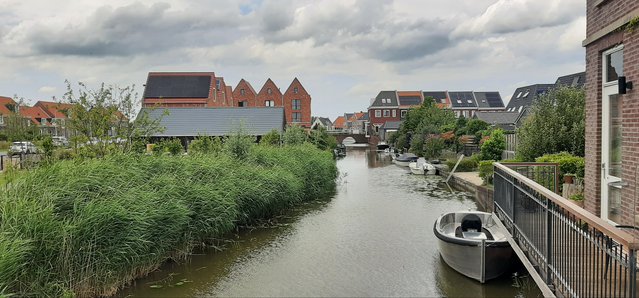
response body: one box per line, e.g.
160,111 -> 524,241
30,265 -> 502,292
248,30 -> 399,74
516,86 -> 585,161
62,81 -> 165,156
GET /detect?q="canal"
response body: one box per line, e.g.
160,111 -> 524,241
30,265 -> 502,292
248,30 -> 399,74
119,148 -> 540,297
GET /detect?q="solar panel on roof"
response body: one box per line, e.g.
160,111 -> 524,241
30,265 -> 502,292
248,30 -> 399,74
144,75 -> 212,98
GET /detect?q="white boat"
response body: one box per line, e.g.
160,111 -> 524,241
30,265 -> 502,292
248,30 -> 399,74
424,162 -> 437,175
433,211 -> 513,283
409,158 -> 427,175
394,153 -> 418,167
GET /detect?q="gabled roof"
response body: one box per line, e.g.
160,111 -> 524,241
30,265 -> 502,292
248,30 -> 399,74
0,96 -> 17,115
555,72 -> 586,88
19,106 -> 51,125
34,101 -> 74,118
143,107 -> 285,137
143,72 -> 214,99
235,78 -> 257,95
474,92 -> 504,109
448,91 -> 477,108
505,84 -> 554,113
473,111 -> 520,125
369,91 -> 399,108
333,116 -> 346,129
397,91 -> 423,107
284,77 -> 310,96
423,91 -> 448,105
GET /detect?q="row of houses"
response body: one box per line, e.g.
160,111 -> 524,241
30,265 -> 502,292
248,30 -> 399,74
0,96 -> 73,138
142,72 -> 312,128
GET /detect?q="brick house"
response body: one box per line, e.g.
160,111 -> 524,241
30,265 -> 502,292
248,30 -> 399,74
583,0 -> 639,225
143,72 -> 312,128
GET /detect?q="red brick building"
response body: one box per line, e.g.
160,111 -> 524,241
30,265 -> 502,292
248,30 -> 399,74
583,0 -> 639,225
142,72 -> 312,128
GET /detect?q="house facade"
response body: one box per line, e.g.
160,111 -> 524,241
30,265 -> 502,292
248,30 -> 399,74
142,72 -> 312,128
583,0 -> 639,225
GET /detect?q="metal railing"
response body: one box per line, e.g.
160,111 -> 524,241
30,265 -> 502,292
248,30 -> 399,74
494,162 -> 639,297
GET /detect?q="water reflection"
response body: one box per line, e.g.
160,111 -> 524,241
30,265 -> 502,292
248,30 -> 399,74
119,149 -> 540,297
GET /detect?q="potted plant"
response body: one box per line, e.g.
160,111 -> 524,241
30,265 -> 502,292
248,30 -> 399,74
563,173 -> 575,184
570,193 -> 584,208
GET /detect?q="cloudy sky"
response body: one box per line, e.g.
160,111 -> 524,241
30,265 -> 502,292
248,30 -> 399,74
0,0 -> 585,119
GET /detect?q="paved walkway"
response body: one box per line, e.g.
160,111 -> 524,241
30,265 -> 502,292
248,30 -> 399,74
452,171 -> 483,186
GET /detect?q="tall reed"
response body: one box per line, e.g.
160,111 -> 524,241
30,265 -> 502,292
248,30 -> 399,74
0,144 -> 337,297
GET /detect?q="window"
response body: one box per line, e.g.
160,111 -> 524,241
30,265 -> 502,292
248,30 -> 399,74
383,110 -> 390,117
516,91 -> 522,98
606,49 -> 624,82
523,90 -> 530,97
292,99 -> 301,110
400,110 -> 407,118
267,88 -> 272,94
392,109 -> 397,117
294,87 -> 299,94
375,110 -> 381,117
265,100 -> 275,107
240,89 -> 245,95
216,79 -> 221,90
292,112 -> 302,122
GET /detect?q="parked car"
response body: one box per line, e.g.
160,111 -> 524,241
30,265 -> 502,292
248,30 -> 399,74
52,136 -> 69,147
9,141 -> 38,156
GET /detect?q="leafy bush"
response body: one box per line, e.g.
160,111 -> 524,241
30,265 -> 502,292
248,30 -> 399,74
260,129 -> 282,146
535,152 -> 585,178
446,156 -> 479,172
283,125 -> 307,146
479,160 -> 495,185
480,129 -> 506,161
517,86 -> 585,161
189,135 -> 222,154
424,137 -> 446,159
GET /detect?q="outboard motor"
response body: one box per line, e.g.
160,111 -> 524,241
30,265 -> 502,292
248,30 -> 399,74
461,214 -> 482,232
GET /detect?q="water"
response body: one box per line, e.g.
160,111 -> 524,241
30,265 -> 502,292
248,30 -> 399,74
119,149 -> 540,297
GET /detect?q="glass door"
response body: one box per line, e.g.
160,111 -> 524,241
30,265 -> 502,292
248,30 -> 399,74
601,45 -> 624,224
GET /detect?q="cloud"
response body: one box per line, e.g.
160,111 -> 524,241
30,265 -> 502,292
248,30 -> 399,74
2,2 -> 243,57
452,0 -> 584,38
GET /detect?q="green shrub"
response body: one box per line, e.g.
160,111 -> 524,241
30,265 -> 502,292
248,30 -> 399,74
424,137 -> 445,159
446,156 -> 479,172
535,152 -> 585,178
480,129 -> 506,161
479,160 -> 495,185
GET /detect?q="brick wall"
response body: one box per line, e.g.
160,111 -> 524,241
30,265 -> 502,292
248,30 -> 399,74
283,79 -> 312,127
585,0 -> 639,224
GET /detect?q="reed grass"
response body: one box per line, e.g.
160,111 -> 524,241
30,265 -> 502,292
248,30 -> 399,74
0,143 -> 337,297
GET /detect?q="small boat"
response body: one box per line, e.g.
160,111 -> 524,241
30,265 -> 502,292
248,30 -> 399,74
424,162 -> 437,175
433,211 -> 513,283
394,153 -> 418,167
409,158 -> 426,175
333,144 -> 346,158
377,142 -> 390,151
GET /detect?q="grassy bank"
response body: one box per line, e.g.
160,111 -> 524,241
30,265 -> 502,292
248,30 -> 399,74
0,144 -> 337,297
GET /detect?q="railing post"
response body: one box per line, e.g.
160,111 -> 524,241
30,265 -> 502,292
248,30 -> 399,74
631,249 -> 637,298
546,198 -> 553,286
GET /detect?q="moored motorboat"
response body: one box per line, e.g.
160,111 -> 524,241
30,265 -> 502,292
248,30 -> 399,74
394,153 -> 418,167
377,142 -> 390,151
433,211 -> 513,283
409,158 -> 426,175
